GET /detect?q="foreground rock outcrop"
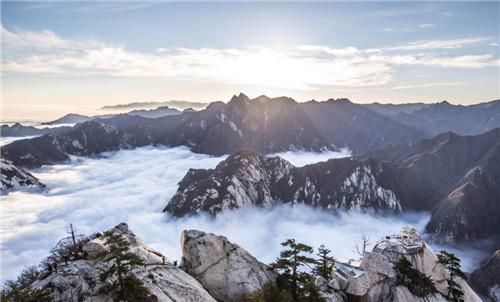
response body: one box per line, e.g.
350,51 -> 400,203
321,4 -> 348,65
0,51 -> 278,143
319,227 -> 481,302
181,229 -> 276,302
2,224 -> 484,302
0,158 -> 45,192
18,223 -> 216,302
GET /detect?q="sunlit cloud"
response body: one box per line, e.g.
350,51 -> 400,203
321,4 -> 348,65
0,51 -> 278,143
0,25 -> 105,51
391,81 -> 464,90
418,23 -> 435,29
1,26 -> 498,90
386,37 -> 493,50
370,54 -> 499,68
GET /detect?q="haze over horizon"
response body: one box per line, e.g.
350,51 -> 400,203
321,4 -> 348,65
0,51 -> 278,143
1,1 -> 500,121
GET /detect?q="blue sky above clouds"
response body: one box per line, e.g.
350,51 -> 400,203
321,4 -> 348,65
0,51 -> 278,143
1,1 -> 499,121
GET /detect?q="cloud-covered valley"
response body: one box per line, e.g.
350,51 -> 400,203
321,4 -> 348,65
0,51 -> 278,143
0,146 -> 489,283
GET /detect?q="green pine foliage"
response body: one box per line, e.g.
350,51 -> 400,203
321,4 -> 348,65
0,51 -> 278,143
395,257 -> 437,297
248,281 -> 293,302
313,245 -> 335,280
251,239 -> 326,302
270,239 -> 318,302
98,231 -> 151,302
0,266 -> 51,302
437,250 -> 466,302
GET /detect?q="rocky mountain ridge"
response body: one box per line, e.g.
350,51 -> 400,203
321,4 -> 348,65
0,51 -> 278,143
3,95 -> 499,169
165,150 -> 402,216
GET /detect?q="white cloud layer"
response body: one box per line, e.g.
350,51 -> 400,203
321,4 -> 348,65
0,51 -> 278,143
391,81 -> 464,90
2,26 -> 498,90
386,37 -> 493,50
0,146 -> 489,283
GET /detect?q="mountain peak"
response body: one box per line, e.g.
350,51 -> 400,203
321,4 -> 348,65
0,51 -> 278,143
230,92 -> 250,103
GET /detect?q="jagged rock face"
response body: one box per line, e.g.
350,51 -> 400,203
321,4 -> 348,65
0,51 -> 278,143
180,229 -> 277,302
470,250 -> 500,301
164,150 -> 402,216
0,158 -> 45,192
165,150 -> 294,215
29,223 -> 216,302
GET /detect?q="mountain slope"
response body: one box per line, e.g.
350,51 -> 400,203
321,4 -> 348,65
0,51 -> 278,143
470,250 -> 500,300
368,128 -> 500,241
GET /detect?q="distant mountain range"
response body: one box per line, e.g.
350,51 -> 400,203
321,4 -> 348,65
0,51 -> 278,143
366,99 -> 500,136
3,94 -> 500,169
1,106 -> 182,138
101,100 -> 209,111
0,122 -> 72,137
165,128 -> 500,244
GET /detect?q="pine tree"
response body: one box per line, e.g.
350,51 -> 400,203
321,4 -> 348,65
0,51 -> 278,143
437,250 -> 466,302
313,245 -> 335,280
248,281 -> 293,302
0,266 -> 51,302
270,239 -> 317,302
98,231 -> 150,301
394,257 -> 436,297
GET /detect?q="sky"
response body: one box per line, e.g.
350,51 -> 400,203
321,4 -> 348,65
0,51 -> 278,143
1,1 -> 500,121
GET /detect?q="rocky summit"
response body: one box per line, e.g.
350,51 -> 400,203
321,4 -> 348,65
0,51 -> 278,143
18,223 -> 216,302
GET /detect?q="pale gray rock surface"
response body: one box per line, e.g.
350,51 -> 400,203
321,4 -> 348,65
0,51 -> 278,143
30,223 -> 216,302
181,229 -> 277,302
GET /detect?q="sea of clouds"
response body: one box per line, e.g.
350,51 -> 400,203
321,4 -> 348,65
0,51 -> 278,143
0,146 -> 489,283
